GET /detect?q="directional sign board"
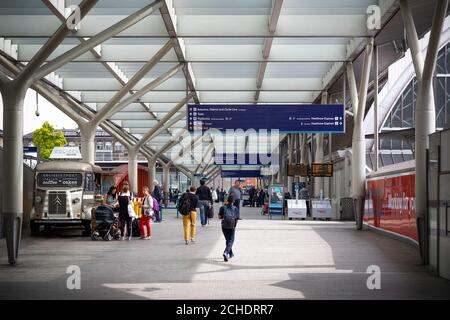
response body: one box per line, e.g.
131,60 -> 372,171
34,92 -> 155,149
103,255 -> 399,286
187,104 -> 345,133
311,163 -> 333,177
214,153 -> 278,166
221,169 -> 264,178
287,164 -> 308,177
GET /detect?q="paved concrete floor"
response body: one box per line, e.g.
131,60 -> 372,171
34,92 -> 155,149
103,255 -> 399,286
0,205 -> 449,299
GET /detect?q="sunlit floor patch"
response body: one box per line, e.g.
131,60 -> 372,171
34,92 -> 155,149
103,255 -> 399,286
103,281 -> 306,299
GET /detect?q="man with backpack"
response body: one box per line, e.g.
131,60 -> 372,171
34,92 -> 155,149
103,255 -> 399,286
151,179 -> 163,222
196,179 -> 213,226
178,186 -> 199,245
219,194 -> 239,262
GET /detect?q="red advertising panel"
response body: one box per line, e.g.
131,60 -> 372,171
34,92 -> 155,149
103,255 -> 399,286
365,172 -> 418,241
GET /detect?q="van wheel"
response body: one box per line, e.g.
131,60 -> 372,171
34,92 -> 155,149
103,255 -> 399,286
30,221 -> 40,236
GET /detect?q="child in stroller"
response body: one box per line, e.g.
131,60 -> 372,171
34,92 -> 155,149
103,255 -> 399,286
91,206 -> 121,241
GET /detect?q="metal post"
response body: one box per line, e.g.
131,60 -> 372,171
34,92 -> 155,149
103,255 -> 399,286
128,148 -> 139,194
300,134 -> 309,183
400,0 -> 449,261
374,45 -> 379,172
163,164 -> 170,207
147,157 -> 156,192
314,92 -> 328,198
0,1 -> 98,265
350,39 -> 374,230
0,81 -> 27,265
287,134 -> 293,192
80,124 -> 96,165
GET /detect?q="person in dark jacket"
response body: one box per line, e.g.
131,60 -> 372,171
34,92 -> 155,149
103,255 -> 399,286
258,189 -> 266,207
118,182 -> 133,240
219,194 -> 239,262
179,186 -> 199,245
151,179 -> 163,222
196,179 -> 213,226
248,186 -> 256,207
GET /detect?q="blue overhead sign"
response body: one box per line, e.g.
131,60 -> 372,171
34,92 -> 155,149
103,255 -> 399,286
214,153 -> 278,166
187,104 -> 345,133
221,169 -> 264,178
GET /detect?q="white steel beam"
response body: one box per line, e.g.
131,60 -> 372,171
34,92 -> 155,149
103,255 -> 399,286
33,0 -> 165,80
255,0 -> 283,102
132,94 -> 193,150
17,0 -> 98,84
91,40 -> 174,126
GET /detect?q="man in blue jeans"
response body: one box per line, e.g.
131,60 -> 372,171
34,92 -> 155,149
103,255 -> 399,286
219,195 -> 239,261
195,179 -> 213,226
228,180 -> 242,219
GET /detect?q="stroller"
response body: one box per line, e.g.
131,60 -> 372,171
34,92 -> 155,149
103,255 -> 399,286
91,206 -> 121,241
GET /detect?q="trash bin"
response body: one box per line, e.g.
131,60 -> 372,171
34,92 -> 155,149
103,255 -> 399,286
340,197 -> 355,221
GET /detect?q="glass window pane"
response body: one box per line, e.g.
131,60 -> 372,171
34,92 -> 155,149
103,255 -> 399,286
391,99 -> 402,127
392,139 -> 402,149
381,154 -> 394,166
402,84 -> 413,127
380,138 -> 391,149
437,45 -> 446,74
403,153 -> 414,161
393,154 -> 404,163
436,77 -> 446,128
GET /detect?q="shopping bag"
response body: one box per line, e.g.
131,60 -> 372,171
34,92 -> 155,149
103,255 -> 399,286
127,203 -> 137,218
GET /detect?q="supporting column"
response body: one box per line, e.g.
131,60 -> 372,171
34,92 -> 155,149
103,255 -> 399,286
314,93 -> 327,198
79,123 -> 96,165
287,134 -> 293,193
300,134 -> 309,183
163,164 -> 170,207
373,45 -> 379,172
400,0 -> 449,261
147,157 -> 156,192
128,148 -> 139,194
348,39 -> 374,230
1,81 -> 27,265
314,134 -> 324,198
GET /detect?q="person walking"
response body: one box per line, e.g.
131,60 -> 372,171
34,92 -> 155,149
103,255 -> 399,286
118,182 -> 133,240
258,188 -> 266,207
248,186 -> 256,207
196,179 -> 213,226
179,186 -> 199,245
219,188 -> 225,204
151,179 -> 163,222
139,186 -> 153,240
228,180 -> 242,219
219,194 -> 239,262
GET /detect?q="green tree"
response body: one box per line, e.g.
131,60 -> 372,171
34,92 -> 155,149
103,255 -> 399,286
32,121 -> 67,159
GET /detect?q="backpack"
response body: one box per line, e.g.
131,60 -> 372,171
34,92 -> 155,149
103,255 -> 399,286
222,205 -> 237,229
151,196 -> 159,212
179,194 -> 191,216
